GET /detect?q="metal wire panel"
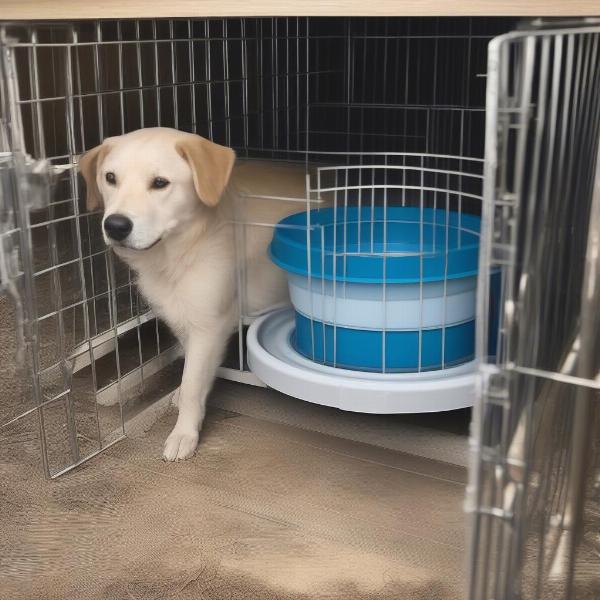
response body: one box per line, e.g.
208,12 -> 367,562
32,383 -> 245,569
303,154 -> 483,373
468,22 -> 600,600
231,18 -> 512,374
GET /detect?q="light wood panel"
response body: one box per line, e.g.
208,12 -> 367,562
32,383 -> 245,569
1,0 -> 598,20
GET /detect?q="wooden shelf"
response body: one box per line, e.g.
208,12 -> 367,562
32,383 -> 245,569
1,1 -> 598,21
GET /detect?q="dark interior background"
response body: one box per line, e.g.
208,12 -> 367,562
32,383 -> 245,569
10,17 -> 518,165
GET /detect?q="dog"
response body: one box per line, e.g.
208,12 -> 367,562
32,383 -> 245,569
80,127 -> 309,460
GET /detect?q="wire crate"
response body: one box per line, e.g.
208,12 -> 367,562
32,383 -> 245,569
0,17 -> 514,477
2,12 -> 598,597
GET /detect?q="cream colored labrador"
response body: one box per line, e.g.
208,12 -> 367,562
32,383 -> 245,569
80,127 -> 308,460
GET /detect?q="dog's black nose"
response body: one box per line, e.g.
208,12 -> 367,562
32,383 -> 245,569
104,214 -> 133,241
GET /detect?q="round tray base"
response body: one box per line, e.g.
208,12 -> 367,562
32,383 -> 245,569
247,308 -> 477,414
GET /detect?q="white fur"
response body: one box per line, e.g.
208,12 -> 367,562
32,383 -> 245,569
93,127 -> 308,460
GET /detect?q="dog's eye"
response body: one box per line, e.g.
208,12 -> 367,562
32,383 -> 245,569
151,177 -> 170,190
105,172 -> 116,185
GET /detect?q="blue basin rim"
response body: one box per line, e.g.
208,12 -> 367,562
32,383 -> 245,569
269,206 -> 481,284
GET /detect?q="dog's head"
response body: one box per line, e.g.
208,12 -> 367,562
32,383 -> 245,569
79,127 -> 235,252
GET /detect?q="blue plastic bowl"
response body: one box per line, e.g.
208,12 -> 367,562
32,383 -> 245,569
270,206 -> 481,372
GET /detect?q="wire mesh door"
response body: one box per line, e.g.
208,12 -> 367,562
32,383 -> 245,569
0,25 -> 134,479
468,21 -> 600,600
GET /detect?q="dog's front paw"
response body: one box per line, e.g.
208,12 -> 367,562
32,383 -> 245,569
162,427 -> 199,461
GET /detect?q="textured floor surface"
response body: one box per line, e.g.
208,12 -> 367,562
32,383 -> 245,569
0,379 -> 469,600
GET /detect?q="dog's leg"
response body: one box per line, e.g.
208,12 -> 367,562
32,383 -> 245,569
162,332 -> 226,461
170,387 -> 180,407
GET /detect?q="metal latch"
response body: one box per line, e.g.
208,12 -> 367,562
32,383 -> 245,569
17,153 -> 72,211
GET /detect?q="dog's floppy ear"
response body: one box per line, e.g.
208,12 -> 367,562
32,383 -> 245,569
175,135 -> 236,207
79,142 -> 112,211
